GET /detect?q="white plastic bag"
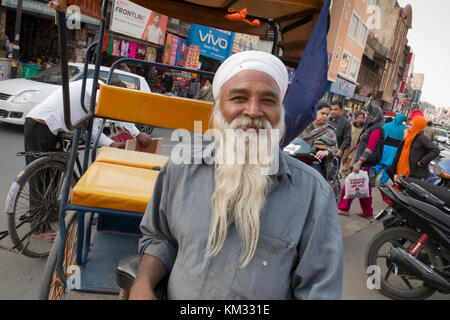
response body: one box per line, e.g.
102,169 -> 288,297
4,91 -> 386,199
344,171 -> 370,199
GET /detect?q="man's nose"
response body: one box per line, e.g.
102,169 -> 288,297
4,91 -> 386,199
243,98 -> 264,118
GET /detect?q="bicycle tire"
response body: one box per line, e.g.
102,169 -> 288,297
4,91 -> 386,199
6,156 -> 75,258
38,212 -> 78,300
365,227 -> 438,300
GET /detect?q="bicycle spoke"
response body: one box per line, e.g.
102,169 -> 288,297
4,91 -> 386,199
384,264 -> 395,282
400,276 -> 414,290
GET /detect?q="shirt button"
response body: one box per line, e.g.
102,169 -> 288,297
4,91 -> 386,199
210,272 -> 216,278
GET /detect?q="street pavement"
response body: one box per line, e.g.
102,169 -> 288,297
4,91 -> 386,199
0,121 -> 447,300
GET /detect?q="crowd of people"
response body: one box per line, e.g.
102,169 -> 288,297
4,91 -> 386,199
301,99 -> 440,220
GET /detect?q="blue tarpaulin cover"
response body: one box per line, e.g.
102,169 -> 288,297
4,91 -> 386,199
281,0 -> 331,148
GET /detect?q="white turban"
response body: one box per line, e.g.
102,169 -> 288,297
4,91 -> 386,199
212,51 -> 289,101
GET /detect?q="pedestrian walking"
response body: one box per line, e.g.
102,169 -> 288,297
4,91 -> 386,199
423,121 -> 435,141
386,116 -> 440,182
329,101 -> 352,168
340,111 -> 365,178
337,105 -> 385,220
375,113 -> 406,186
161,72 -> 174,94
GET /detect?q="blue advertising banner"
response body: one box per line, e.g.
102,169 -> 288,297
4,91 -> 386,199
188,24 -> 234,61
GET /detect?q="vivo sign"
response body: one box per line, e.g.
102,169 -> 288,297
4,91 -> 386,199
189,24 -> 234,61
199,30 -> 228,50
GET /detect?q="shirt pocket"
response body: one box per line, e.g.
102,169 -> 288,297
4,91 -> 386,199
229,232 -> 297,299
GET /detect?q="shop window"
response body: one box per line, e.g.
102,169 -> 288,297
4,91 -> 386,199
349,57 -> 361,80
357,24 -> 368,46
348,13 -> 360,39
345,4 -> 351,19
339,52 -> 351,75
335,47 -> 341,60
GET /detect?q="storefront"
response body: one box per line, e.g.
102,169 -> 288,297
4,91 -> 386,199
1,0 -> 99,72
324,75 -> 357,109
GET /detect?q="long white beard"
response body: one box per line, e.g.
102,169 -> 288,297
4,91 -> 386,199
206,102 -> 285,268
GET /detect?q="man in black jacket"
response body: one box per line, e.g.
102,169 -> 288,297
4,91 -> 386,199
329,101 -> 352,167
386,123 -> 440,182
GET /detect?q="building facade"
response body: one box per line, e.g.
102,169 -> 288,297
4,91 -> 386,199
324,0 -> 372,108
376,1 -> 412,111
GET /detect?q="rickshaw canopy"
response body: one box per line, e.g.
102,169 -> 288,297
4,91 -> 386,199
68,0 -> 324,60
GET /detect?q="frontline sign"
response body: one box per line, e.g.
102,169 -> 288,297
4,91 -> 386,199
110,0 -> 167,45
188,24 -> 234,61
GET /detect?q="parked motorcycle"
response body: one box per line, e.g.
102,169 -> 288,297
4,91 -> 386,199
365,177 -> 450,299
283,138 -> 341,202
427,152 -> 450,189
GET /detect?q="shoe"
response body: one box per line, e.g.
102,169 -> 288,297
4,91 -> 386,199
338,210 -> 350,216
355,212 -> 373,220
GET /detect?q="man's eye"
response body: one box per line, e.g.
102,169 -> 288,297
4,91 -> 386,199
231,96 -> 246,101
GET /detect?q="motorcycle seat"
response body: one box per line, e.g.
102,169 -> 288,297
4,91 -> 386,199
405,177 -> 450,207
396,191 -> 450,228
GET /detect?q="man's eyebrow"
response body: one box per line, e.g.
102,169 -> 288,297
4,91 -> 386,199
229,88 -> 280,100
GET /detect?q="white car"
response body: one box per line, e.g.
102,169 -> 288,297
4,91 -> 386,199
0,63 -> 150,125
435,128 -> 448,144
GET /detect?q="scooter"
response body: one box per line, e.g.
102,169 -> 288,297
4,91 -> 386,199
365,177 -> 450,299
427,157 -> 450,189
283,138 -> 341,202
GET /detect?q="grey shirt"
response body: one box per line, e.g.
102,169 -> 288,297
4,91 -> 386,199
138,150 -> 343,300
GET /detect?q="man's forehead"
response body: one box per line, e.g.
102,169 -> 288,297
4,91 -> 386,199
220,71 -> 281,96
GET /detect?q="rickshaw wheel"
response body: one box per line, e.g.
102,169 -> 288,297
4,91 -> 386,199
38,212 -> 78,300
6,157 -> 75,258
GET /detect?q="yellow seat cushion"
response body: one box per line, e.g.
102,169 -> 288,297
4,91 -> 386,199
96,147 -> 169,169
71,161 -> 159,213
96,85 -> 213,132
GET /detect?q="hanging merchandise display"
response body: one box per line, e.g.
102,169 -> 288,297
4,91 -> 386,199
137,44 -> 147,60
145,46 -> 157,62
184,45 -> 200,69
112,39 -> 121,56
176,38 -> 187,67
120,40 -> 130,57
128,42 -> 138,59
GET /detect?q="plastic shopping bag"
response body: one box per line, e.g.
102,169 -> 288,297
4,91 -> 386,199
344,171 -> 370,199
109,122 -> 134,143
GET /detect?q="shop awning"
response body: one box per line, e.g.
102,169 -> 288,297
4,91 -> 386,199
67,0 -> 324,61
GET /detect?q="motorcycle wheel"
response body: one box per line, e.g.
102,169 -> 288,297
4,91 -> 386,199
365,227 -> 439,300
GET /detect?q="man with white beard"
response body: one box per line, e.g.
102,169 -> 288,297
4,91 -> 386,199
130,51 -> 343,300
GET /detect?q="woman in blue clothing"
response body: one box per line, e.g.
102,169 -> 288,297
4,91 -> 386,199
375,113 -> 406,185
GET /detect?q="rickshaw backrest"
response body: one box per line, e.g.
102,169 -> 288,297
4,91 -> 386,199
96,85 -> 214,133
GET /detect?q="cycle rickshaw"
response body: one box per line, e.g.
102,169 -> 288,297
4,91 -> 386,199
6,0 -> 330,299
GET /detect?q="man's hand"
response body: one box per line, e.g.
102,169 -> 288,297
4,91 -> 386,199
48,0 -> 67,12
417,161 -> 423,167
110,141 -> 126,149
336,149 -> 343,158
136,132 -> 152,148
315,150 -> 329,161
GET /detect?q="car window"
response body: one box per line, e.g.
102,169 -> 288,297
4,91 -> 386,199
79,70 -> 140,90
29,65 -> 81,85
439,130 -> 448,137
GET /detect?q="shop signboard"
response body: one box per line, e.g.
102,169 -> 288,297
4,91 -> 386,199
110,0 -> 168,46
1,0 -> 100,25
188,24 -> 234,61
329,77 -> 356,98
